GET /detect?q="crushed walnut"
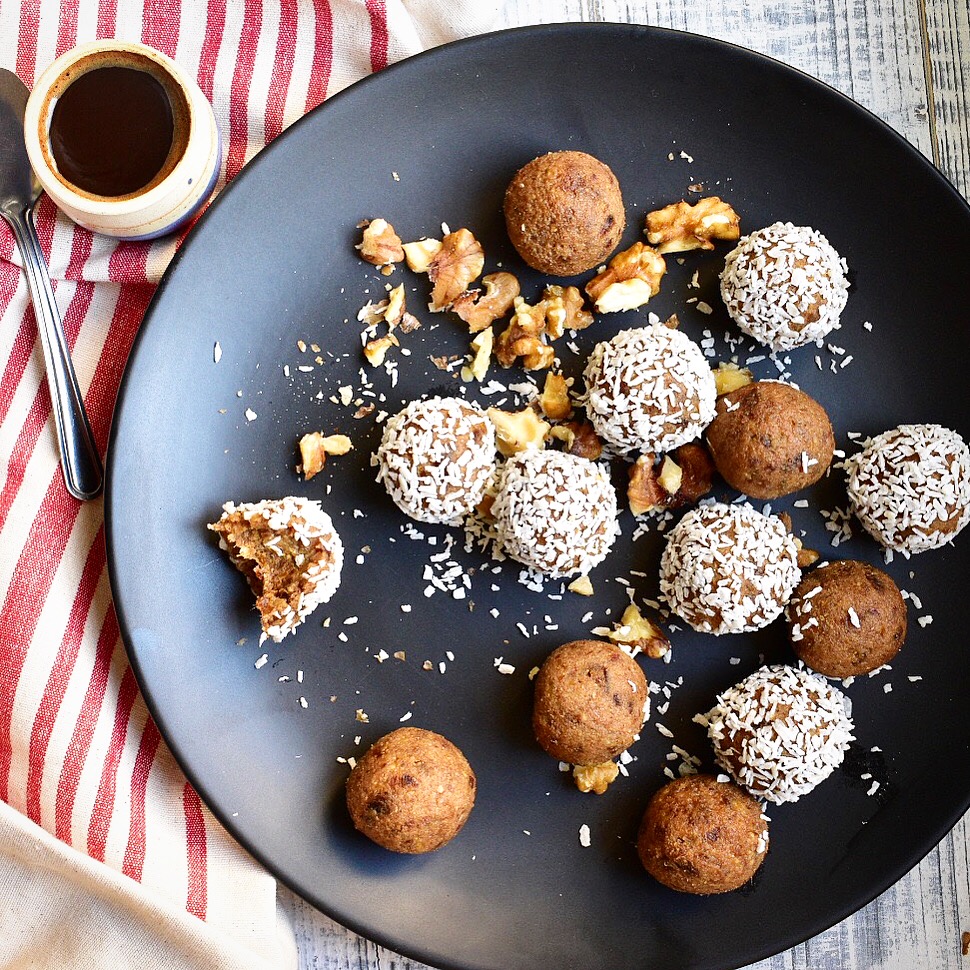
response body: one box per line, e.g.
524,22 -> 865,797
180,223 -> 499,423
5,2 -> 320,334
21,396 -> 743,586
608,603 -> 670,659
461,327 -> 494,382
549,419 -> 603,461
713,361 -> 754,395
402,237 -> 442,273
487,406 -> 550,456
298,432 -> 353,480
357,218 -> 404,269
427,228 -> 485,310
573,760 -> 620,794
452,272 -> 519,332
538,372 -> 572,420
644,196 -> 740,254
363,333 -> 399,367
585,242 -> 666,313
628,444 -> 714,514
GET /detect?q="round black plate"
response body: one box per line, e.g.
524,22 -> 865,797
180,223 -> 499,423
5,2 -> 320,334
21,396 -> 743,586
105,24 -> 970,970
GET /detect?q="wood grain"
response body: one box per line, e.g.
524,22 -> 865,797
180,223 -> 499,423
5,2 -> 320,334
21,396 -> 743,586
287,3 -> 970,969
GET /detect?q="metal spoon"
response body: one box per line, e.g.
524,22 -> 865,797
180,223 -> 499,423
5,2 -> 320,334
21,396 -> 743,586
0,68 -> 102,501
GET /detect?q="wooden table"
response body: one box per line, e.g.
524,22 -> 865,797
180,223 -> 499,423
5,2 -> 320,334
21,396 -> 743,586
283,1 -> 970,967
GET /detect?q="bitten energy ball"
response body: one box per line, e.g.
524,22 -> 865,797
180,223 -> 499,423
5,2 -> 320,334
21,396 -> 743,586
705,380 -> 835,499
637,774 -> 769,895
659,502 -> 800,635
208,497 -> 343,642
844,423 -> 970,555
376,396 -> 495,525
788,560 -> 907,678
492,449 -> 619,578
345,727 -> 476,854
696,664 -> 854,804
719,222 -> 849,352
532,639 -> 649,766
583,325 -> 717,454
503,150 -> 625,277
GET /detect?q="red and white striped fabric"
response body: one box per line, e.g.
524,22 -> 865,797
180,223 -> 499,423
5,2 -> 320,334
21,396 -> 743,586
0,1 -> 500,965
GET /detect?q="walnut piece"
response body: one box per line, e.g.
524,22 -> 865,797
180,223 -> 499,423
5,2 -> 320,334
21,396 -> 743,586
567,574 -> 594,596
573,760 -> 620,794
486,406 -> 550,456
460,327 -> 494,382
357,218 -> 404,268
298,432 -> 353,480
549,420 -> 604,461
628,445 -> 714,513
628,454 -> 666,515
453,272 -> 520,333
495,304 -> 553,370
645,196 -> 741,254
363,333 -> 399,367
402,237 -> 442,273
608,603 -> 671,659
669,443 -> 715,505
585,242 -> 666,313
384,284 -> 406,329
427,228 -> 485,311
541,285 -> 593,338
713,361 -> 754,395
538,372 -> 572,420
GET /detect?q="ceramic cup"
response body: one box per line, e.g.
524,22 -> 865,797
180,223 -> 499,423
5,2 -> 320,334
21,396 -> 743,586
24,40 -> 221,239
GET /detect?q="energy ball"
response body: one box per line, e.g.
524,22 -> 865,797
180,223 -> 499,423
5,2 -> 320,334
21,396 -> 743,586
696,664 -> 854,804
705,380 -> 835,499
787,560 -> 907,678
583,325 -> 717,454
719,222 -> 849,352
503,150 -> 625,277
208,497 -> 343,642
659,502 -> 800,635
637,774 -> 769,895
345,727 -> 476,854
492,449 -> 619,578
532,639 -> 649,766
376,396 -> 496,525
844,423 -> 970,555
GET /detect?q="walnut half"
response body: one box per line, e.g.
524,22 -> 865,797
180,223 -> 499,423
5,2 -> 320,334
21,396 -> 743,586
644,197 -> 741,254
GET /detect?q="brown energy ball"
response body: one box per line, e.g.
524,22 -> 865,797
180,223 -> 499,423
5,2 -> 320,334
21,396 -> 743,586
532,639 -> 648,766
503,150 -> 625,276
345,727 -> 476,854
787,560 -> 907,677
705,380 -> 835,499
637,774 -> 769,894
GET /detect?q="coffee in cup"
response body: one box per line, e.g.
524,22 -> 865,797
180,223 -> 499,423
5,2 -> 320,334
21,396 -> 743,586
24,41 -> 221,239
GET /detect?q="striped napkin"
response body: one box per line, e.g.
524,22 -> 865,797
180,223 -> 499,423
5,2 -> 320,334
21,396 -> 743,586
0,1 -> 501,966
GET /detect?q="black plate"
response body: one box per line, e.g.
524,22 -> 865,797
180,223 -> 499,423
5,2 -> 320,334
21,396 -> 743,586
105,23 -> 970,970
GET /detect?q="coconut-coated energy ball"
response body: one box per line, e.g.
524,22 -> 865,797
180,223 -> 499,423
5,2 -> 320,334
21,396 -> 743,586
583,324 -> 717,454
345,727 -> 476,854
844,423 -> 970,555
637,774 -> 769,895
705,380 -> 835,499
492,449 -> 619,578
376,396 -> 495,525
659,502 -> 800,635
503,150 -> 625,276
719,222 -> 849,352
696,664 -> 854,804
787,560 -> 907,678
532,639 -> 649,766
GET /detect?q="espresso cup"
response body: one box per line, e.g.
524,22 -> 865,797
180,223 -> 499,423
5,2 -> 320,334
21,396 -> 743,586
24,40 -> 221,239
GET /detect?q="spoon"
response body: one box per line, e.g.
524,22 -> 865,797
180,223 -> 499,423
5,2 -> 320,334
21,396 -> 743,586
0,68 -> 102,501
